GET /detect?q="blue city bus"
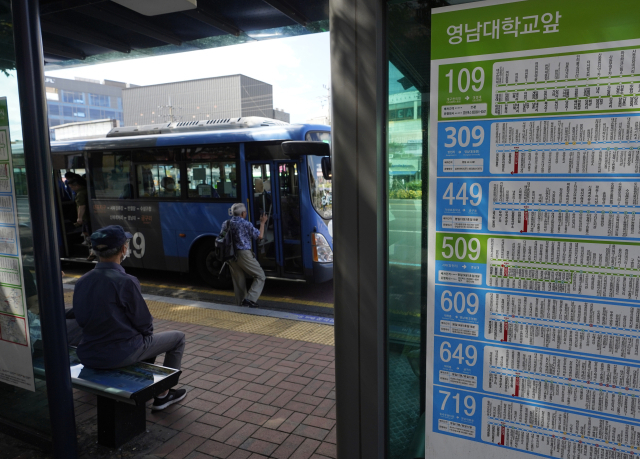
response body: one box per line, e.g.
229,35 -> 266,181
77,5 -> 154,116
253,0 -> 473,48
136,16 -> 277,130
50,117 -> 333,288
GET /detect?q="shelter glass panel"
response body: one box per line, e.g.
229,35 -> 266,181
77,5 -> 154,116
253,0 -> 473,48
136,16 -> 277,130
386,2 -> 477,458
0,5 -> 52,440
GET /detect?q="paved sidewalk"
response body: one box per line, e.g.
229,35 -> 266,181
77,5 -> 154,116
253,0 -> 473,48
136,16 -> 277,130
9,316 -> 337,459
68,317 -> 337,459
1,285 -> 337,459
147,318 -> 336,459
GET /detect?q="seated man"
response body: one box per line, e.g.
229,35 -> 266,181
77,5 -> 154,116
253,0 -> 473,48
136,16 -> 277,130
73,225 -> 187,411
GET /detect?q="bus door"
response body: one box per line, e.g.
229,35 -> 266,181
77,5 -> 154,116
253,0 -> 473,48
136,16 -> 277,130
52,153 -> 86,259
248,161 -> 304,278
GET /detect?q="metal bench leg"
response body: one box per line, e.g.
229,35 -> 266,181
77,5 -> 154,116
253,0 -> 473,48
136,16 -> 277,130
96,396 -> 146,448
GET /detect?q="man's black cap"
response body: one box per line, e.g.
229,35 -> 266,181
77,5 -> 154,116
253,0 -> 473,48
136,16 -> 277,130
90,225 -> 133,251
67,177 -> 86,186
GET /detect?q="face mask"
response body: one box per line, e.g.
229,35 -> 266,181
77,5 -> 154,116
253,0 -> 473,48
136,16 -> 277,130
121,245 -> 131,262
166,184 -> 175,191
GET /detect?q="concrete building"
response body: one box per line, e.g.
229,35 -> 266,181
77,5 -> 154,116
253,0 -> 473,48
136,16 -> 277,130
44,76 -> 133,128
123,75 -> 290,126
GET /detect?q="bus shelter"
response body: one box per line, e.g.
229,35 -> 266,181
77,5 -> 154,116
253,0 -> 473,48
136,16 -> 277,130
11,2 -> 639,459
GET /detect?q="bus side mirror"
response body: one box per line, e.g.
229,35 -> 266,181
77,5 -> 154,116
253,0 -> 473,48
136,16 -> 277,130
321,157 -> 332,180
282,141 -> 330,158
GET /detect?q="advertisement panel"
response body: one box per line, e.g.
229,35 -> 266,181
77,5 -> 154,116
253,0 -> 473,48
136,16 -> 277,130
428,1 -> 640,457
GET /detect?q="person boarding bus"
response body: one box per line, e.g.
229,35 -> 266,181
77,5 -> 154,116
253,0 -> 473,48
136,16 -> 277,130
223,203 -> 268,307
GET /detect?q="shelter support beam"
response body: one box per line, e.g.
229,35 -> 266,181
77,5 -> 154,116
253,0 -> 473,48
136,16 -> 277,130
75,2 -> 182,46
261,0 -> 309,26
330,0 -> 387,456
183,8 -> 242,37
10,0 -> 78,457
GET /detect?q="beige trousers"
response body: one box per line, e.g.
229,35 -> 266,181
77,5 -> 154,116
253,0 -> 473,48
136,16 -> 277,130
228,250 -> 266,305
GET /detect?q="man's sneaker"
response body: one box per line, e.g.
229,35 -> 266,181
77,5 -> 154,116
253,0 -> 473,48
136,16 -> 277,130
241,299 -> 258,308
151,388 -> 187,411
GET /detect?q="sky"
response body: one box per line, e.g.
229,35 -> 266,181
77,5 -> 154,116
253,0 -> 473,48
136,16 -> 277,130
1,32 -> 330,142
47,32 -> 331,124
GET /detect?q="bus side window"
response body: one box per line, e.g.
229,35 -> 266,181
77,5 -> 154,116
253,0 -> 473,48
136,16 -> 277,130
136,163 -> 181,198
186,161 -> 238,199
88,152 -> 131,199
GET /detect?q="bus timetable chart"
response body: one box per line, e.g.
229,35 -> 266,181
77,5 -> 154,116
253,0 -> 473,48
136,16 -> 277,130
484,346 -> 640,419
0,286 -> 23,316
489,180 -> 640,238
481,398 -> 640,458
492,49 -> 640,116
486,237 -> 640,301
491,116 -> 640,175
485,292 -> 640,360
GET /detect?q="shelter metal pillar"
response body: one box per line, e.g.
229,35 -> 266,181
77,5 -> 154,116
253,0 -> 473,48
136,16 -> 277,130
330,0 -> 387,456
10,0 -> 78,456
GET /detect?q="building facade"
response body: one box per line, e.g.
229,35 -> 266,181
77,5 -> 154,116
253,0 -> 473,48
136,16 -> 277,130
123,75 -> 290,126
44,76 -> 129,128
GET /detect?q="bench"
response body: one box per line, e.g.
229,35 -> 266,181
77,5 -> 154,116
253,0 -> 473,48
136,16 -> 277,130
33,348 -> 181,448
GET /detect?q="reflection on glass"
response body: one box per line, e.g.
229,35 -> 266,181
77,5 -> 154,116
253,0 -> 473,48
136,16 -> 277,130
0,6 -> 52,437
387,61 -> 424,459
187,161 -> 237,199
32,349 -> 177,395
387,0 -> 433,454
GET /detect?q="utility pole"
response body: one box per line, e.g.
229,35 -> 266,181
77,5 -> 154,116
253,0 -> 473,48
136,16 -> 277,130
318,84 -> 331,125
158,96 -> 181,123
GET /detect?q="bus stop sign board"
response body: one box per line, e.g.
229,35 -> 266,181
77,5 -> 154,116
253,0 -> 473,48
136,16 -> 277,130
0,98 -> 35,391
428,1 -> 640,457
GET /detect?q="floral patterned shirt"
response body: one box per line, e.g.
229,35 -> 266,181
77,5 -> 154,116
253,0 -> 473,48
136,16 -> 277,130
224,216 -> 260,251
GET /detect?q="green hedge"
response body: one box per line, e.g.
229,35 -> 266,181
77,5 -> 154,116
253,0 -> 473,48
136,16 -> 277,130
389,189 -> 422,199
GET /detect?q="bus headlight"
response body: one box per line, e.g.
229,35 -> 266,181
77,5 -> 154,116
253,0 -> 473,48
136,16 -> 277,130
312,232 -> 333,263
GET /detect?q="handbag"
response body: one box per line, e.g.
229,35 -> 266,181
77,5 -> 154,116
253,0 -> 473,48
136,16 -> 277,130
215,219 -> 237,262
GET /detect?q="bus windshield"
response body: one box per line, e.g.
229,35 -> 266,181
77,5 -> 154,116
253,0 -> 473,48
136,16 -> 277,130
307,155 -> 332,220
305,131 -> 332,219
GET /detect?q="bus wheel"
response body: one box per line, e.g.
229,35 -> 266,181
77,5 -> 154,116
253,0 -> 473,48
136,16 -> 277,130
195,240 -> 233,289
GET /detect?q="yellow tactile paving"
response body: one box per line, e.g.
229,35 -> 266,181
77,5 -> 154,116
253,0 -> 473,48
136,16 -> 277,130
63,291 -> 334,346
64,274 -> 334,309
